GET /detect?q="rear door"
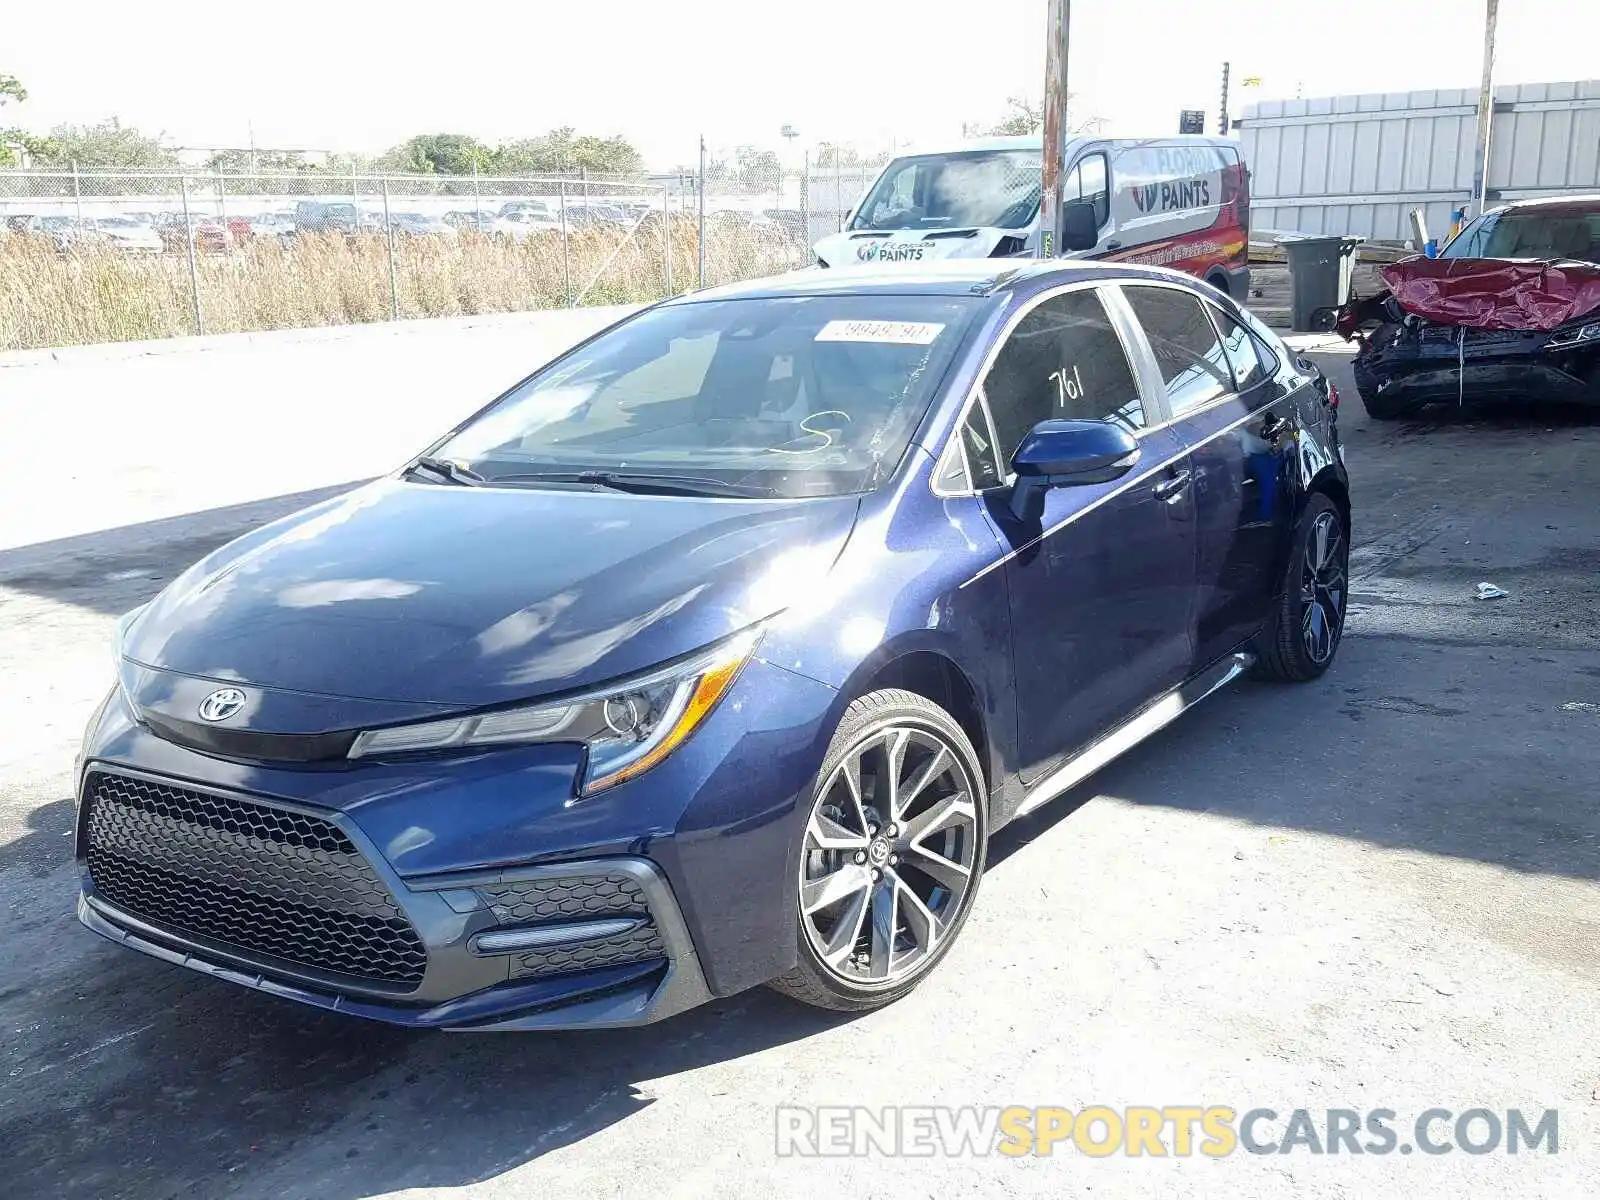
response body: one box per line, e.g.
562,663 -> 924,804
965,284 -> 1197,782
1117,283 -> 1297,667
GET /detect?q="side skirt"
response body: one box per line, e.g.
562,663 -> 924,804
1014,651 -> 1254,819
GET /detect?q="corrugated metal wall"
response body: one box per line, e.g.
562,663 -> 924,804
1238,80 -> 1600,241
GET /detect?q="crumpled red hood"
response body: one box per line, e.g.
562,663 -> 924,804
1378,258 -> 1600,331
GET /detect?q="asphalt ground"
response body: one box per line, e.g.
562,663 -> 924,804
2,330 -> 1597,1199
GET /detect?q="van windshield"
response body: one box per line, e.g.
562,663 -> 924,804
850,150 -> 1042,232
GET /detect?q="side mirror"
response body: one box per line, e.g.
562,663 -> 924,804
1008,419 -> 1140,523
1060,199 -> 1100,253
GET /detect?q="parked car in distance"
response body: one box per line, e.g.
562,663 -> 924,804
491,210 -> 564,239
443,210 -> 498,233
95,216 -> 164,254
389,212 -> 457,238
79,260 -> 1348,1031
498,198 -> 561,223
38,215 -> 98,252
1342,194 -> 1600,416
245,211 -> 298,244
294,201 -> 385,235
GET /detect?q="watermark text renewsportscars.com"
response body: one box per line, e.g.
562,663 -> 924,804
775,1106 -> 1558,1158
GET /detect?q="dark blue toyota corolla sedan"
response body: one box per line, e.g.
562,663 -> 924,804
76,260 -> 1349,1029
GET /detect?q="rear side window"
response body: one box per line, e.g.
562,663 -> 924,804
1209,306 -> 1270,391
982,289 -> 1146,467
1121,286 -> 1233,416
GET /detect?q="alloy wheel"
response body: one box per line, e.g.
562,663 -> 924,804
1300,510 -> 1347,665
799,725 -> 980,988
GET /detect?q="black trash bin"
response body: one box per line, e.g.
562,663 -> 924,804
1281,235 -> 1363,332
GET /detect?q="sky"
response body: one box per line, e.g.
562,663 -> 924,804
6,0 -> 1599,169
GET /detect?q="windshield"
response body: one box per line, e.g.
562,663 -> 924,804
850,150 -> 1042,232
429,294 -> 982,498
1440,206 -> 1600,262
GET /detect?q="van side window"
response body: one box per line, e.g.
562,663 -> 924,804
1122,285 -> 1233,416
1063,153 -> 1110,227
983,290 -> 1145,467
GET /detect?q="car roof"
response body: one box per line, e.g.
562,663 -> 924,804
672,259 -> 1205,302
1498,194 -> 1600,216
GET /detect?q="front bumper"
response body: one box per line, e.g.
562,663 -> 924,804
73,656 -> 840,1029
75,765 -> 711,1030
1355,324 -> 1600,408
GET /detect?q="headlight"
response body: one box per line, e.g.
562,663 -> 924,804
348,627 -> 762,793
1545,322 -> 1600,351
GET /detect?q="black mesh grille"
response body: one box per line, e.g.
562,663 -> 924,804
480,874 -> 651,924
483,874 -> 666,981
83,771 -> 427,987
511,925 -> 666,980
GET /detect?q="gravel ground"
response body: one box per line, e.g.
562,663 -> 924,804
2,329 -> 1597,1199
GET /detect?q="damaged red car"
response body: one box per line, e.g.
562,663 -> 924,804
1340,195 -> 1600,419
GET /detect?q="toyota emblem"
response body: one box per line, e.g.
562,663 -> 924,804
197,687 -> 247,722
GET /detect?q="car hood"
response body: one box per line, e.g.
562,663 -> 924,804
1377,257 -> 1600,330
124,479 -> 860,709
813,226 -> 1025,267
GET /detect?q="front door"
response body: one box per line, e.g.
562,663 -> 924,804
970,286 -> 1197,783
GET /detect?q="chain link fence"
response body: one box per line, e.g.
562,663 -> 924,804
0,149 -> 894,352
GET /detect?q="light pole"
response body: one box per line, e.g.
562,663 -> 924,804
1040,0 -> 1070,257
1470,0 -> 1499,215
780,123 -> 799,213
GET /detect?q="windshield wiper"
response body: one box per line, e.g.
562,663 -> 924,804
404,456 -> 484,486
482,469 -> 779,498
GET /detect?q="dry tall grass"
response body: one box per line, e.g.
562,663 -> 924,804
0,217 -> 802,352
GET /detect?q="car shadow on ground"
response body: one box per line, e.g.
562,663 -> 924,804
0,482 -> 365,618
10,632 -> 1599,1200
6,883 -> 851,1200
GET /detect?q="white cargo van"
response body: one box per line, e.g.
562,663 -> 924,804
813,134 -> 1252,299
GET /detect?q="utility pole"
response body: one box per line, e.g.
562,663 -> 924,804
1219,61 -> 1231,136
1039,0 -> 1070,258
1470,0 -> 1499,215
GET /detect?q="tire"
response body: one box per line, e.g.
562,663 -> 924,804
1252,493 -> 1349,682
768,688 -> 988,1012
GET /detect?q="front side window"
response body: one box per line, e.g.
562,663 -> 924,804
981,289 -> 1146,470
1062,152 -> 1110,228
1122,286 -> 1233,416
851,150 -> 1042,232
431,295 -> 982,498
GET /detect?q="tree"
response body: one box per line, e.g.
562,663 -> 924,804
811,142 -> 892,168
376,133 -> 494,175
24,118 -> 178,168
0,73 -> 45,167
491,128 -> 642,177
730,145 -> 781,193
964,94 -> 1106,139
203,148 -> 309,173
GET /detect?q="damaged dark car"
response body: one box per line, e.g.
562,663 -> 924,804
1340,196 -> 1600,419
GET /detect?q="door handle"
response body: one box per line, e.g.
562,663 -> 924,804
1152,467 -> 1192,501
1259,413 -> 1290,440
1104,240 -> 1123,251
